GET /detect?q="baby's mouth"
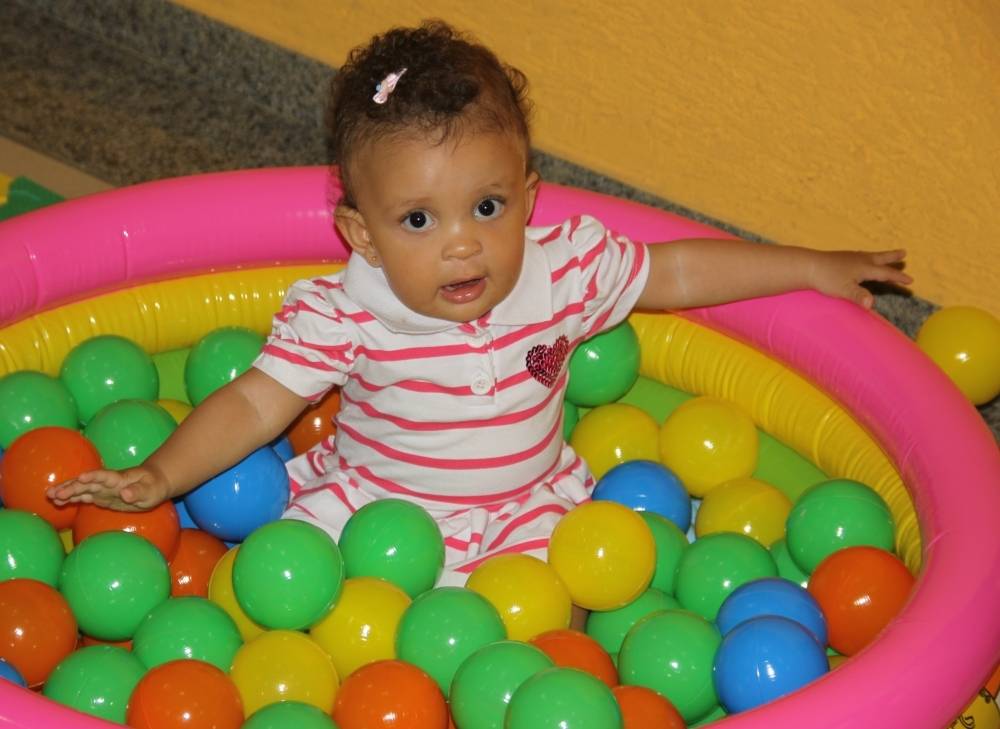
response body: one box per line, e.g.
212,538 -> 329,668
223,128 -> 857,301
442,277 -> 483,292
440,276 -> 486,303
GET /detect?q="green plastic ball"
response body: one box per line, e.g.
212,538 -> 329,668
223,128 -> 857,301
396,587 -> 506,697
42,645 -> 146,723
640,511 -> 689,596
785,478 -> 895,574
449,640 -> 554,729
565,321 -> 640,407
185,327 -> 265,406
243,700 -> 340,729
0,371 -> 79,449
338,499 -> 445,598
585,587 -> 679,657
83,399 -> 177,469
674,532 -> 777,621
618,609 -> 721,723
58,530 -> 171,641
770,538 -> 810,589
562,399 -> 580,441
132,596 -> 243,671
505,666 -> 623,729
152,347 -> 192,404
59,335 -> 159,424
0,508 -> 65,586
233,519 -> 344,630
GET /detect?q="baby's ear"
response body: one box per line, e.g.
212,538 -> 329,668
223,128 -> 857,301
335,205 -> 372,258
524,170 -> 541,223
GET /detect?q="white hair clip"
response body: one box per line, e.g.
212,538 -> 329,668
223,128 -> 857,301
373,68 -> 407,104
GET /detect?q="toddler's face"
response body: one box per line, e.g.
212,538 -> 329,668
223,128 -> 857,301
341,128 -> 539,323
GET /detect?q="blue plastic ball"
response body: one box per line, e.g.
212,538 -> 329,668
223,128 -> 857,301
173,498 -> 198,530
0,658 -> 27,687
713,616 -> 828,713
716,577 -> 827,646
592,460 -> 692,532
271,436 -> 294,462
183,446 -> 289,542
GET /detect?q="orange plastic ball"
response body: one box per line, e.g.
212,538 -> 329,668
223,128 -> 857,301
529,629 -> 619,688
807,546 -> 915,656
80,634 -> 133,651
73,501 -> 181,559
332,659 -> 449,729
168,529 -> 229,598
612,685 -> 686,729
0,426 -> 100,529
286,388 -> 340,455
126,659 -> 244,729
0,578 -> 78,687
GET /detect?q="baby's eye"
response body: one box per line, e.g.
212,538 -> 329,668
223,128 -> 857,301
401,210 -> 434,232
474,197 -> 505,221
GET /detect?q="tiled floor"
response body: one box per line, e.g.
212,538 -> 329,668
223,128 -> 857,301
1,137 -> 112,199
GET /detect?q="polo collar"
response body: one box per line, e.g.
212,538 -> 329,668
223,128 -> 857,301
342,238 -> 553,334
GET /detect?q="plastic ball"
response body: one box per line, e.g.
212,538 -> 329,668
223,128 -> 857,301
505,666 -> 622,729
230,629 -> 339,715
529,629 -> 618,688
0,508 -> 65,585
449,641 -> 553,729
0,426 -> 100,529
395,587 -> 506,697
641,512 -> 689,596
332,659 -> 448,729
807,545 -> 914,656
0,370 -> 78,449
132,596 -> 243,671
207,547 -> 265,641
0,578 -> 77,687
233,519 -> 343,630
286,388 -> 340,455
785,478 -> 895,574
157,398 -> 193,424
716,577 -> 827,645
675,532 -> 778,622
0,658 -> 27,687
658,396 -> 758,498
59,530 -> 171,641
243,701 -> 339,729
694,477 -> 792,547
617,609 -> 721,723
713,616 -> 828,713
126,658 -> 244,729
73,500 -> 181,559
309,576 -> 411,680
183,446 -> 289,543
916,305 -> 1000,405
565,320 -> 641,407
562,399 -> 580,441
59,335 -> 159,424
184,327 -> 265,406
585,587 -> 680,658
569,403 -> 660,480
548,500 -> 656,611
612,685 -> 686,729
270,436 -> 294,462
338,499 -> 445,598
593,459 -> 692,532
83,399 -> 177,470
151,348 -> 191,404
769,538 -> 809,589
168,527 -> 228,597
465,553 -> 572,641
43,645 -> 146,723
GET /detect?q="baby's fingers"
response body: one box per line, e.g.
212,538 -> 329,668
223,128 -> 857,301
870,248 -> 907,265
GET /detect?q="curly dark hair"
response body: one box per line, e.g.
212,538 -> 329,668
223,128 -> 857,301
328,20 -> 533,207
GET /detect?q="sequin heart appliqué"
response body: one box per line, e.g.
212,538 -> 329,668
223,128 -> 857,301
526,335 -> 570,388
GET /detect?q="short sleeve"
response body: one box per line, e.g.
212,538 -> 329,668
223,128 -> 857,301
252,277 -> 356,402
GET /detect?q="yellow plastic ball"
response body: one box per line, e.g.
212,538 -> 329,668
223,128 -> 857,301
569,403 -> 660,480
208,546 -> 265,641
230,629 -> 339,716
916,306 -> 1000,405
59,528 -> 74,554
466,554 -> 572,641
694,477 -> 792,547
157,398 -> 193,423
658,396 -> 759,498
548,501 -> 655,611
309,576 -> 411,680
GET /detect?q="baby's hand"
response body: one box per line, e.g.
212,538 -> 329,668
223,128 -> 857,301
47,466 -> 171,512
811,249 -> 912,309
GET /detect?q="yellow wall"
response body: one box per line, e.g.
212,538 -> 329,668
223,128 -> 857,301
175,0 -> 999,317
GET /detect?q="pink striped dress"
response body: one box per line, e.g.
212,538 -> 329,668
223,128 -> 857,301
253,215 -> 650,585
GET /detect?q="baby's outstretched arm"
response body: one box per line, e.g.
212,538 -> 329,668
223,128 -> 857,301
48,368 -> 307,512
635,238 -> 912,312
